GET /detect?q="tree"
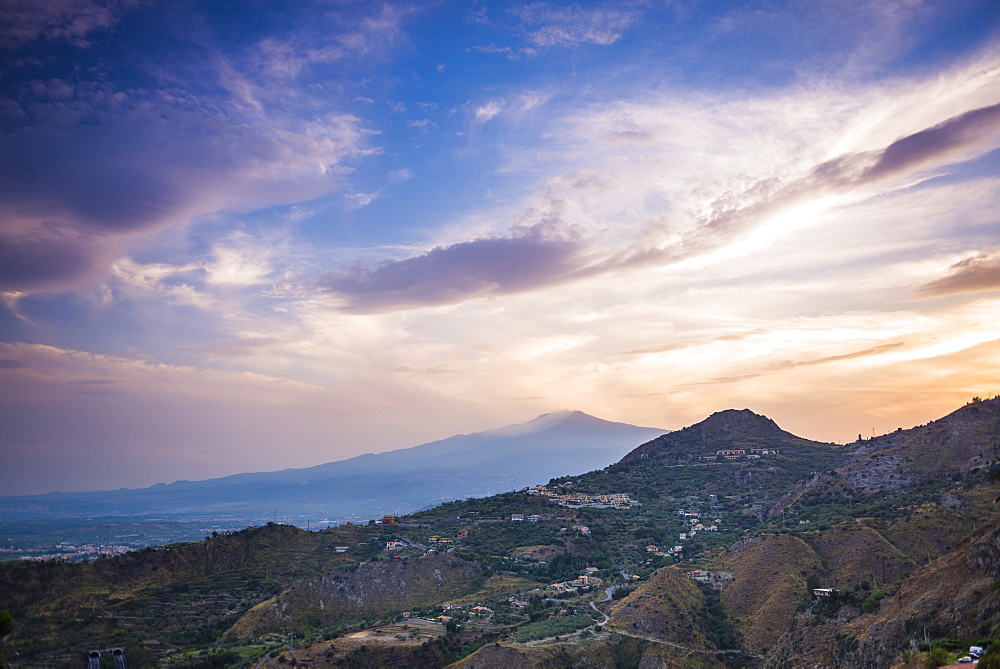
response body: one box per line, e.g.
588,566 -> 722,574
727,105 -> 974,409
978,646 -> 1000,669
0,610 -> 12,668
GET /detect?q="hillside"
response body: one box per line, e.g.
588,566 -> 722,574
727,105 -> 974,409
0,523 -> 379,662
2,398 -> 998,667
767,515 -> 1000,668
225,552 -> 483,640
712,534 -> 822,654
607,566 -> 721,650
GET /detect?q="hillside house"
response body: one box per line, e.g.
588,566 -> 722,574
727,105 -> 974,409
717,449 -> 746,456
572,525 -> 591,535
457,528 -> 469,536
527,515 -> 541,523
510,514 -> 525,522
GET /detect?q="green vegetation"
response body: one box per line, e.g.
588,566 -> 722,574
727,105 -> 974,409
511,615 -> 594,642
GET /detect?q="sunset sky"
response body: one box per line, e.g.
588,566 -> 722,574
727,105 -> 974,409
2,0 -> 999,495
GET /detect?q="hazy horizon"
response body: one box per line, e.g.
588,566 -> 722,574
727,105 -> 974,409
2,0 -> 999,496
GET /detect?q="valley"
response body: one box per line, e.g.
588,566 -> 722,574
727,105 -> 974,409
1,399 -> 999,668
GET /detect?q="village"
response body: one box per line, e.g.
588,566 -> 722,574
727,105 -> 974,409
527,484 -> 640,509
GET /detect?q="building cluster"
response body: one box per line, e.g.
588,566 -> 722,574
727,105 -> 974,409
15,543 -> 135,562
548,566 -> 604,592
677,511 -> 721,536
700,447 -> 779,462
527,485 -> 638,508
686,569 -> 734,587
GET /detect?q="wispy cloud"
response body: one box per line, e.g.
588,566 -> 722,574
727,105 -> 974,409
317,87 -> 1000,314
516,4 -> 637,48
470,3 -> 636,58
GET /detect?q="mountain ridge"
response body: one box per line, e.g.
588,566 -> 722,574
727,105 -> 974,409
0,410 -> 667,525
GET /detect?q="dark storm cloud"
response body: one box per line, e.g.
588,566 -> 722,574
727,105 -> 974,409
916,250 -> 1000,298
319,225 -> 583,312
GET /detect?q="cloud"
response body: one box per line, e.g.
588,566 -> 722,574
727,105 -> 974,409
318,223 -> 583,312
516,4 -> 636,48
864,102 -> 1000,181
584,100 -> 1000,278
205,238 -> 273,287
407,118 -> 435,134
187,337 -> 285,357
694,342 -> 906,385
471,4 -> 635,58
0,2 -> 413,295
314,91 -> 1000,317
917,250 -> 1000,298
471,92 -> 549,126
474,100 -> 504,123
0,0 -> 138,49
0,73 -> 374,294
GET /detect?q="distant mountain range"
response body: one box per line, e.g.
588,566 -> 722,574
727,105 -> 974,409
0,410 -> 666,525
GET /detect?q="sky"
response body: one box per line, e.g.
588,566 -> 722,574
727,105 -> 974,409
1,0 -> 1000,496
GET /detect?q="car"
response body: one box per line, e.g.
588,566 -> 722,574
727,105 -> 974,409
970,646 -> 984,658
957,657 -> 974,663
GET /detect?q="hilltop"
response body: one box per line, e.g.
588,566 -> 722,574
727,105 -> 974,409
1,398 -> 998,667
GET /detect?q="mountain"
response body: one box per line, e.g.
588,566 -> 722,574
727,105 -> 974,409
620,407 -> 834,463
4,399 -> 998,667
0,410 -> 666,526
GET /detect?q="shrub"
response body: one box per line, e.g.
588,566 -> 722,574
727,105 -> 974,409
925,647 -> 950,668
